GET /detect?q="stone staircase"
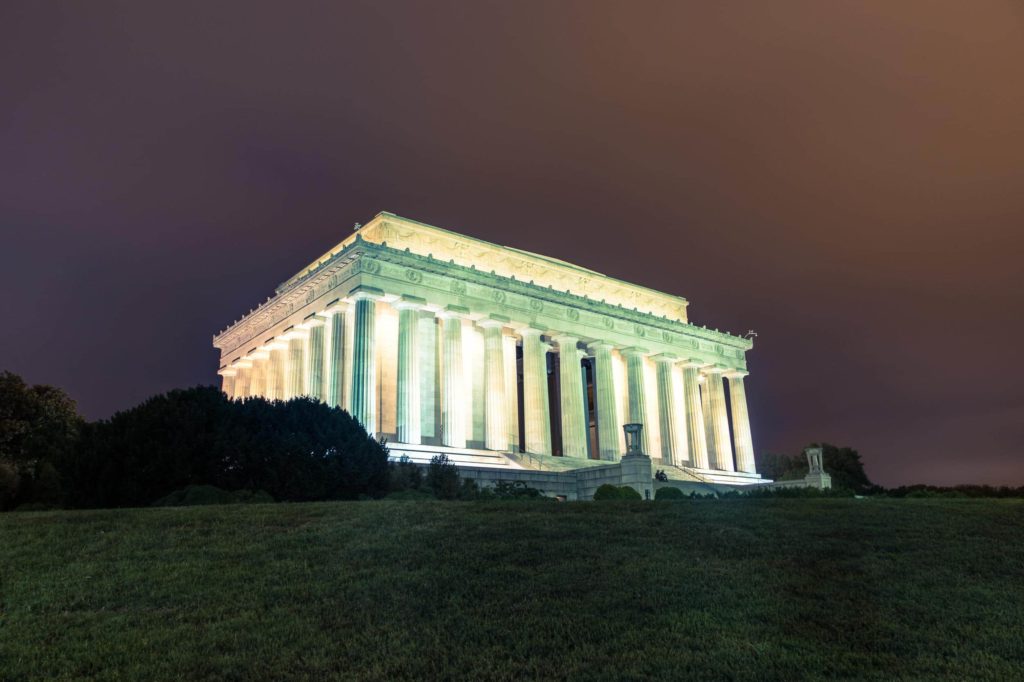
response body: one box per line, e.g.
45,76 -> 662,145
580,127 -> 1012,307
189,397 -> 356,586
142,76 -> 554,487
386,442 -> 522,470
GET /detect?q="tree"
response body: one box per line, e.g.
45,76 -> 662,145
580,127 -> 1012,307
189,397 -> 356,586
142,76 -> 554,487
754,442 -> 874,493
0,371 -> 82,509
63,386 -> 390,508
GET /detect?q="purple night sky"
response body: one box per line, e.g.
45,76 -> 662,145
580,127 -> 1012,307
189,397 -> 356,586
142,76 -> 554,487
2,1 -> 1022,486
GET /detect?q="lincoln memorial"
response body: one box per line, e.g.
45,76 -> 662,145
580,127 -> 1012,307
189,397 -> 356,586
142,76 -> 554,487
213,212 -> 765,495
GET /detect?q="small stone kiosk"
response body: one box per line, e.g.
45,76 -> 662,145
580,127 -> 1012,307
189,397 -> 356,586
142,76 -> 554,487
212,211 -> 816,498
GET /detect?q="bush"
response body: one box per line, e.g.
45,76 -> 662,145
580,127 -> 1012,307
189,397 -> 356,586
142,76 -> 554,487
593,484 -> 643,501
153,485 -> 275,507
426,454 -> 461,500
64,387 -> 390,508
485,480 -> 547,499
655,486 -> 685,500
388,456 -> 424,493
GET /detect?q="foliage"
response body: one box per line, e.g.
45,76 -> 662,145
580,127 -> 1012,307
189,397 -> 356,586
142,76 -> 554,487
61,386 -> 389,508
387,455 -> 425,493
482,480 -> 548,500
755,442 -> 874,493
152,485 -> 274,507
426,454 -> 461,500
654,486 -> 685,500
3,499 -> 1023,680
593,484 -> 642,501
885,484 -> 1024,498
0,371 -> 82,510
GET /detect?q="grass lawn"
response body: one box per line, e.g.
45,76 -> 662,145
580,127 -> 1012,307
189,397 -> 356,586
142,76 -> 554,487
2,498 -> 1023,681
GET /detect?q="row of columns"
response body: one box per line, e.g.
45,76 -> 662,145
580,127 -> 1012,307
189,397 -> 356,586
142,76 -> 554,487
220,287 -> 755,473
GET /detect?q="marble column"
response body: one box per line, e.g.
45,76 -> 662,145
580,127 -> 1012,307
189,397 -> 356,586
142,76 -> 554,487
703,367 -> 735,472
349,287 -> 382,435
623,347 -> 650,455
220,371 -> 236,398
234,363 -> 251,399
554,334 -> 587,458
681,360 -> 709,469
267,343 -> 287,401
285,332 -> 308,399
502,334 -> 520,451
654,353 -> 681,466
700,375 -> 715,464
726,371 -> 756,473
395,296 -> 425,444
323,303 -> 346,409
588,341 -> 620,461
304,316 -> 326,402
479,316 -> 509,451
521,327 -> 551,455
249,354 -> 268,398
438,306 -> 467,448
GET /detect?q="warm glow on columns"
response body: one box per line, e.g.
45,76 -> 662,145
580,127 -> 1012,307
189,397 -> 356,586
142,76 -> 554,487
588,341 -> 620,461
303,316 -> 327,402
502,333 -> 519,451
479,316 -> 509,452
322,302 -> 346,409
726,371 -> 756,473
266,342 -> 288,401
395,296 -> 425,445
521,327 -> 551,455
284,331 -> 309,399
622,347 -> 650,455
703,367 -> 735,472
232,362 -> 253,400
680,360 -> 709,469
653,354 -> 679,465
438,306 -> 467,448
349,287 -> 382,436
219,369 -> 236,398
553,334 -> 588,458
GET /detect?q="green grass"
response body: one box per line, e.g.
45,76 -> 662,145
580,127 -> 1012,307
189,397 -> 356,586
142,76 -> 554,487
2,499 -> 1023,681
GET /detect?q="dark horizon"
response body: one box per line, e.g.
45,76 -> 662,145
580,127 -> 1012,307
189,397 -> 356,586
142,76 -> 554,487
2,1 -> 1022,487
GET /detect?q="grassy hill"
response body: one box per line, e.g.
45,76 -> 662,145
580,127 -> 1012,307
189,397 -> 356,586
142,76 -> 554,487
2,498 -> 1022,680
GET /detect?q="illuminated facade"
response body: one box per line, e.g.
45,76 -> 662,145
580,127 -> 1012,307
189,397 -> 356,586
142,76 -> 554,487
213,212 -> 762,488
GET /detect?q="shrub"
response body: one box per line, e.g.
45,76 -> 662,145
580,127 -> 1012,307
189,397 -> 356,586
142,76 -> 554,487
486,480 -> 547,499
152,485 -> 274,507
388,456 -> 424,493
426,454 -> 461,500
655,486 -> 685,500
593,484 -> 643,501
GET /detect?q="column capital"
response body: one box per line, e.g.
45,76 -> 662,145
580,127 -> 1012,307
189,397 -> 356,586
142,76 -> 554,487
321,297 -> 346,316
280,325 -> 309,340
724,369 -> 749,380
217,367 -> 238,377
652,352 -> 679,364
701,364 -> 729,376
519,324 -> 545,338
436,304 -> 471,320
299,312 -> 327,328
231,359 -> 253,370
621,346 -> 650,358
550,333 -> 580,348
477,313 -> 510,329
348,285 -> 385,301
680,358 -> 710,370
263,337 -> 288,351
394,294 -> 427,311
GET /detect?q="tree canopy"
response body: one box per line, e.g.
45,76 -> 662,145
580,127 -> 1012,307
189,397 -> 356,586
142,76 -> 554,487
755,443 -> 874,493
60,386 -> 390,508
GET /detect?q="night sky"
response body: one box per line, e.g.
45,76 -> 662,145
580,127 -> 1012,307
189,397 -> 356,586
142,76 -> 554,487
2,2 -> 1022,487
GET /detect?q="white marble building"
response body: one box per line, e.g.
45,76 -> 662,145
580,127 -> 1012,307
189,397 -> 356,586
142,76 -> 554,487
213,212 -> 762,488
